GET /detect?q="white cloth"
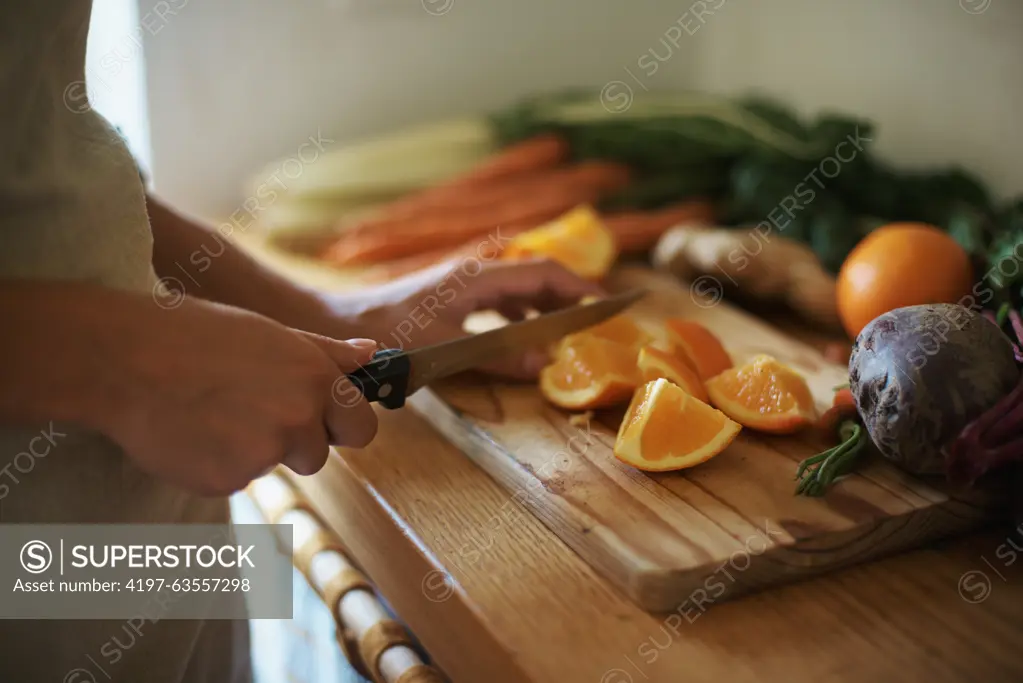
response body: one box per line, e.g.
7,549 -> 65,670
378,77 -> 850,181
0,2 -> 249,680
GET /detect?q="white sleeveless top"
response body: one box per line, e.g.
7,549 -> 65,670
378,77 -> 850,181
0,2 -> 247,680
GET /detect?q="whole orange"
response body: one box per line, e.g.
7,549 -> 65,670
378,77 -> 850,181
836,223 -> 972,338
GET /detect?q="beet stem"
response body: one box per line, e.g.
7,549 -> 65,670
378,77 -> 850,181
948,370 -> 1023,485
795,421 -> 866,497
948,437 -> 1023,485
794,448 -> 836,480
813,433 -> 865,494
957,371 -> 1023,447
982,399 -> 1023,446
982,437 -> 1023,468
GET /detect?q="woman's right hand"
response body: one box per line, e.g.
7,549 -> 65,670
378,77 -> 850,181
98,297 -> 379,496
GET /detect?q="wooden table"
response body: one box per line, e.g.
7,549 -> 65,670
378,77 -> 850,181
241,234 -> 1023,683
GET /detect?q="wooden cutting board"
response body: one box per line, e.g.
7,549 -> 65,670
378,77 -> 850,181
408,265 -> 1006,612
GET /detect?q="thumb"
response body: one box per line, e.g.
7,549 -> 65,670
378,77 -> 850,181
298,331 -> 382,431
296,331 -> 381,445
297,331 -> 379,371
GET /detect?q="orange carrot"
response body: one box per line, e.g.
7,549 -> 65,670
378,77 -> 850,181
817,388 -> 857,435
340,162 -> 631,239
323,164 -> 632,265
602,200 -> 717,253
323,206 -> 567,266
440,160 -> 630,216
451,133 -> 569,187
362,134 -> 571,220
832,387 -> 855,409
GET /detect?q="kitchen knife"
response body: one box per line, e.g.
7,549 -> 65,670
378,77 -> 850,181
343,289 -> 646,409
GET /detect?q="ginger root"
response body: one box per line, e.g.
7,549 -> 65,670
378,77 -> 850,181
652,223 -> 840,329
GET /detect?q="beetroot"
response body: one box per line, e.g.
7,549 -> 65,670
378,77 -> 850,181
849,304 -> 1019,477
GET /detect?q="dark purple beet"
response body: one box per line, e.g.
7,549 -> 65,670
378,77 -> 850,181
849,304 -> 1019,476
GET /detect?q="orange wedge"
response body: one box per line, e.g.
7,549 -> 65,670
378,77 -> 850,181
502,205 -> 617,279
539,335 -> 639,410
614,378 -> 741,472
705,355 -> 817,434
559,313 -> 652,356
663,319 -> 733,381
636,345 -> 709,403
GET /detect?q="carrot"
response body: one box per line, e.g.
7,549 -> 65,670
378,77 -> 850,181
817,388 -> 858,435
364,134 -> 571,220
451,133 -> 569,187
602,200 -> 717,253
832,387 -> 855,409
341,162 -> 631,239
323,205 -> 567,265
323,164 -> 632,265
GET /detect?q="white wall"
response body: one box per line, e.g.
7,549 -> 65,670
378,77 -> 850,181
140,0 -> 1022,217
140,0 -> 697,218
689,0 -> 1023,199
86,0 -> 151,172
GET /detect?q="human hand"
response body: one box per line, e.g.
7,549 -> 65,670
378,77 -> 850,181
98,298 -> 378,496
320,258 -> 605,378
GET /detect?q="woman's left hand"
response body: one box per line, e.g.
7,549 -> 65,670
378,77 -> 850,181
310,258 -> 605,379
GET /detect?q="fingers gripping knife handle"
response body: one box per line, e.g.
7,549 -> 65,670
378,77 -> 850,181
345,348 -> 412,410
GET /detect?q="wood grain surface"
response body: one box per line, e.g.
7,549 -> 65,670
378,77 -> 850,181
408,265 -> 1006,610
290,408 -> 1023,683
237,232 -> 1023,682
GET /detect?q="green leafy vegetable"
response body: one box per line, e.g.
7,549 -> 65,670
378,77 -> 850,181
599,166 -> 729,211
490,88 -> 1022,279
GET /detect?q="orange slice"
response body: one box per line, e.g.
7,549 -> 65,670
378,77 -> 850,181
502,205 -> 617,279
614,378 -> 741,472
636,345 -> 709,403
559,313 -> 652,356
705,355 -> 817,434
539,335 -> 639,410
663,319 -> 733,381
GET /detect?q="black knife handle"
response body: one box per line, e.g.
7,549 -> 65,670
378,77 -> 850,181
344,348 -> 411,410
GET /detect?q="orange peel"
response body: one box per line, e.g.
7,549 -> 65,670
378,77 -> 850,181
705,354 -> 817,434
539,334 -> 639,410
502,205 -> 617,279
614,378 -> 741,471
636,345 -> 708,403
663,319 -> 733,381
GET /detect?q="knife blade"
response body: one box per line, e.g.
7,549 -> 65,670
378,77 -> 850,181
344,289 -> 646,409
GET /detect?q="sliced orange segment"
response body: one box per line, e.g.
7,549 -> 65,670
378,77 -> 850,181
663,319 -> 733,381
705,355 -> 817,434
636,345 -> 709,403
539,335 -> 639,410
559,313 -> 652,355
502,205 -> 617,279
614,378 -> 741,472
